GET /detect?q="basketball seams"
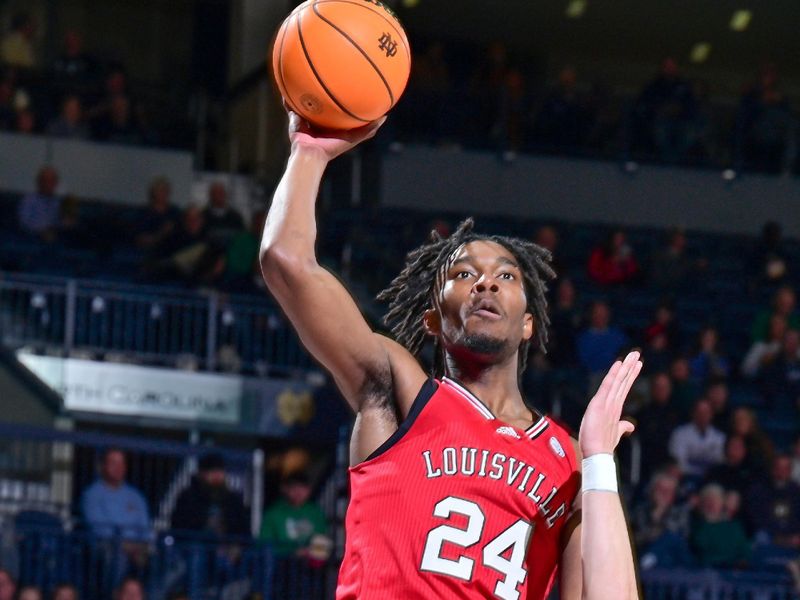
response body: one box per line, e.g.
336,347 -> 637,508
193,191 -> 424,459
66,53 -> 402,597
296,10 -> 371,123
276,16 -> 301,115
312,0 -> 394,107
311,0 -> 411,63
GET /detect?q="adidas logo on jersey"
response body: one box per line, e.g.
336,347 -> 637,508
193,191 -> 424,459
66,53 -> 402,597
495,426 -> 520,439
549,436 -> 566,458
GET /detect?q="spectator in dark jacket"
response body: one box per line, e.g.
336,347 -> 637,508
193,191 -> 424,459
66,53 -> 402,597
171,453 -> 249,538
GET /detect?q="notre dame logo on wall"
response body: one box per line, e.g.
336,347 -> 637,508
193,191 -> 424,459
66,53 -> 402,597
277,389 -> 315,427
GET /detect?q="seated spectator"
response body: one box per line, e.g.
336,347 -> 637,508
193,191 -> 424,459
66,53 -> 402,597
761,329 -> 800,413
735,63 -> 792,174
1,12 -> 36,68
15,107 -> 34,133
742,314 -> 788,379
81,448 -> 150,542
260,472 -> 329,559
705,378 -> 731,431
746,454 -> 800,565
532,66 -> 588,150
17,165 -> 62,241
751,285 -> 799,343
51,30 -> 97,90
649,228 -> 706,291
92,94 -> 142,145
576,300 -> 628,379
0,571 -> 14,600
641,302 -> 680,373
632,470 -> 691,569
587,229 -> 640,286
0,76 -> 16,129
533,225 -> 563,275
170,453 -> 249,538
792,436 -> 800,486
637,372 -> 682,476
643,302 -> 681,353
729,407 -> 775,473
52,584 -> 79,600
202,182 -> 244,243
47,94 -> 89,139
669,356 -> 699,419
704,435 -> 755,498
690,483 -> 750,568
629,57 -> 696,161
17,586 -> 42,600
146,205 -> 224,285
688,326 -> 730,383
668,398 -> 725,480
547,277 -> 580,367
114,578 -> 144,600
749,221 -> 789,286
135,177 -> 180,251
221,208 -> 264,293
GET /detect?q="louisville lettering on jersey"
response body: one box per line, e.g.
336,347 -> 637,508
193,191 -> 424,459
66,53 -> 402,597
422,446 -> 567,528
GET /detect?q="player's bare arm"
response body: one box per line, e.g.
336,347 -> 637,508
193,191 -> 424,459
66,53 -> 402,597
559,352 -> 642,600
260,111 -> 426,463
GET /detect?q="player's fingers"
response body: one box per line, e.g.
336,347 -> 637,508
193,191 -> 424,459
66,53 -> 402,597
604,352 -> 638,408
594,360 -> 622,402
611,360 -> 642,419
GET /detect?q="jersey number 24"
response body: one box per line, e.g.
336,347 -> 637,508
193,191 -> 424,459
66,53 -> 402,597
420,496 -> 533,600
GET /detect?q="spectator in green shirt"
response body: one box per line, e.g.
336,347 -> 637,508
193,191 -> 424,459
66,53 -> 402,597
751,285 -> 800,343
260,472 -> 329,558
690,483 -> 750,568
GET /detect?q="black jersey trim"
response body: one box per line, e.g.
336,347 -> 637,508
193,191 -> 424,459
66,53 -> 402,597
362,378 -> 438,463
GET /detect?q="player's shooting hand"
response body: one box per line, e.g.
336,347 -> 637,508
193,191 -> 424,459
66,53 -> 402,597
285,102 -> 385,161
579,351 -> 642,457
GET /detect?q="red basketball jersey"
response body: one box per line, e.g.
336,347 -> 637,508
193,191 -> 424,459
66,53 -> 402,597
337,377 -> 580,599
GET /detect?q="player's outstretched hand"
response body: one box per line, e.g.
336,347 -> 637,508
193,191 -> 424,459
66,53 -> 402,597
286,103 -> 385,162
578,351 -> 642,458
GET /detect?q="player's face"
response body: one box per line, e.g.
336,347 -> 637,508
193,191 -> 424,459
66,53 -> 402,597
433,240 -> 532,363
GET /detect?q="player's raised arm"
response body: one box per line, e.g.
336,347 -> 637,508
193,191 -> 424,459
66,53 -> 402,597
560,352 -> 642,600
260,112 -> 408,410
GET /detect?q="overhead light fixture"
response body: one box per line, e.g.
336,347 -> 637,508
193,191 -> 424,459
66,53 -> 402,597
401,0 -> 419,7
730,9 -> 752,31
565,0 -> 587,19
690,42 -> 711,63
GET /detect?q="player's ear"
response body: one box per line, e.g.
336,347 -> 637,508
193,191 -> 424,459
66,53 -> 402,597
423,308 -> 441,336
522,313 -> 534,341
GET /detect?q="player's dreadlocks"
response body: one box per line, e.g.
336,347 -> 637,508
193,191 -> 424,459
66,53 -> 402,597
377,218 -> 555,378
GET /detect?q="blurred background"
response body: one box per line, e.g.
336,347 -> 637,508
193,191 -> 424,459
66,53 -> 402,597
0,0 -> 799,598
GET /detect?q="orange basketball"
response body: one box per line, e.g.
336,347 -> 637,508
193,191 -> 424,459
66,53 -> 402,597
271,0 -> 411,130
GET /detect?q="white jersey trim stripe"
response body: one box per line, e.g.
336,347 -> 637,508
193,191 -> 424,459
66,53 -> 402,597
441,377 -> 494,420
442,378 -> 548,436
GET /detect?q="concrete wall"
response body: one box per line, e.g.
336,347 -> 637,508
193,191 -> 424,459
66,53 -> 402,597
0,132 -> 193,206
381,146 -> 800,236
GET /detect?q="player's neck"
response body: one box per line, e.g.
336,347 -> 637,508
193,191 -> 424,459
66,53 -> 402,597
445,355 -> 526,418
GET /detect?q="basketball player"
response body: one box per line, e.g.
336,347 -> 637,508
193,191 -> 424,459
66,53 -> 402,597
260,111 -> 641,599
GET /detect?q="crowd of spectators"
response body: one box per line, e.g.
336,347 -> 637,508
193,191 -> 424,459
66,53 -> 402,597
0,13 -> 173,148
13,165 -> 264,293
0,447 -> 331,599
395,40 -> 798,174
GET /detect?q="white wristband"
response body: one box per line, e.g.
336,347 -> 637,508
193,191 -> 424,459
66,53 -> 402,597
581,453 -> 618,493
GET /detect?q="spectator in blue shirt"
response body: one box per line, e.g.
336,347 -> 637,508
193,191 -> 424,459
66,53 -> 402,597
81,448 -> 150,541
577,300 -> 629,376
82,448 -> 150,585
17,165 -> 61,241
